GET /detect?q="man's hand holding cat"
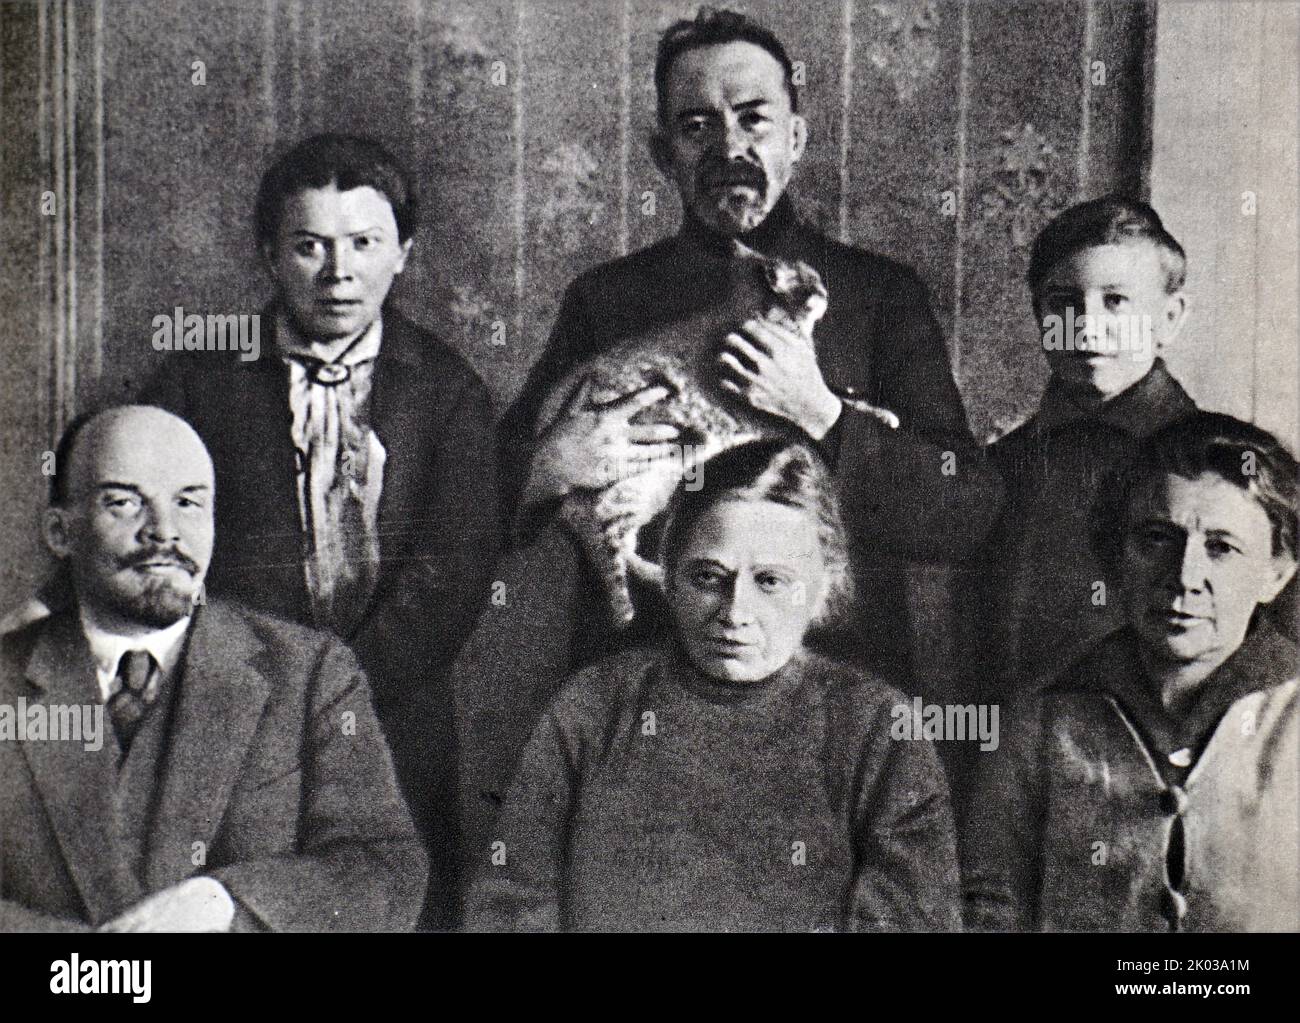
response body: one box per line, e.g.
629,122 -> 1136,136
525,380 -> 681,507
718,310 -> 843,440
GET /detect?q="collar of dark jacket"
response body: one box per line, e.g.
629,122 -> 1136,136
1032,359 -> 1195,439
677,191 -> 802,258
1078,620 -> 1296,761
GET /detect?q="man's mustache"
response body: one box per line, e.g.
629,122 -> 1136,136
120,547 -> 200,575
700,160 -> 767,192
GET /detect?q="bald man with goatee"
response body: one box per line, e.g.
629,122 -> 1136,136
0,405 -> 425,932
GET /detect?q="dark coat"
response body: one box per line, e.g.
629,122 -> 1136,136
142,305 -> 501,927
962,623 -> 1298,932
965,360 -> 1198,700
501,197 -> 1000,669
0,599 -> 426,932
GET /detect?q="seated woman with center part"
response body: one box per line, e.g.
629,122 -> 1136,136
465,439 -> 961,932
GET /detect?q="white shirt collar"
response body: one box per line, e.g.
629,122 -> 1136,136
78,608 -> 191,702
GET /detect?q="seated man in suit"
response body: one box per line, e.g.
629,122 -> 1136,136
142,133 -> 501,927
0,405 -> 425,932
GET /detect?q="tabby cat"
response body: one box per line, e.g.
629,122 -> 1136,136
534,240 -> 896,626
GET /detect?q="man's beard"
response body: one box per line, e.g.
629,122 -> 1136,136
87,548 -> 203,628
695,160 -> 773,235
120,575 -> 199,628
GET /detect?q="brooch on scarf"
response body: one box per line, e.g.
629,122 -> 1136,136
310,362 -> 352,386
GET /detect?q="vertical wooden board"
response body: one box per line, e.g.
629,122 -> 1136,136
514,0 -> 627,406
0,4 -> 51,432
0,4 -> 58,608
377,0 -> 519,411
846,0 -> 963,351
1194,1 -> 1262,425
307,0 -> 417,143
961,0 -> 1088,441
1254,0 -> 1299,448
74,14 -> 105,410
1081,0 -> 1151,200
742,0 -> 847,239
101,0 -> 270,404
625,0 -> 695,256
847,0 -> 966,703
1151,0 -> 1260,425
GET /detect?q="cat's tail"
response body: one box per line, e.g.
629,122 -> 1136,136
588,511 -> 639,629
626,551 -> 666,593
839,396 -> 901,430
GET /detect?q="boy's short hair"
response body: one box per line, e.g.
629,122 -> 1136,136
655,8 -> 798,123
254,133 -> 418,248
1028,194 -> 1187,298
1089,411 -> 1299,571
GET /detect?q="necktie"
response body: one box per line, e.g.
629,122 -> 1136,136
108,649 -> 159,754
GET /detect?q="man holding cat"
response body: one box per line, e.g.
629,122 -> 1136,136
497,7 -> 999,678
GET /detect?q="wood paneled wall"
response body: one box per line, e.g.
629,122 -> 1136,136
0,0 -> 1211,633
1150,0 -> 1299,449
5,0 -> 1152,415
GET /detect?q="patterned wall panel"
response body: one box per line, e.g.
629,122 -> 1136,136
100,0 -> 278,400
847,0 -> 962,348
84,0 -> 1155,435
377,0 -> 519,400
1,0 -> 1160,618
517,0 -> 627,404
961,1 -> 1088,436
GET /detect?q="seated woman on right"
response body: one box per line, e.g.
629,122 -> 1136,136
963,411 -> 1298,932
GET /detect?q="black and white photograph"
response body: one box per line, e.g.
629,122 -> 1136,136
0,0 -> 1296,1004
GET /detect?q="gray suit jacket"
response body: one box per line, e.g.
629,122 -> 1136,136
0,598 -> 426,932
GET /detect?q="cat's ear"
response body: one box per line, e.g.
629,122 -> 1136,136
560,375 -> 595,418
796,260 -> 828,297
761,259 -> 785,292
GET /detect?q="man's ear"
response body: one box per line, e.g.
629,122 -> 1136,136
650,129 -> 674,181
789,113 -> 808,164
42,507 -> 73,560
260,242 -> 279,284
1159,290 -> 1188,348
393,236 -> 414,276
807,579 -> 830,627
1260,555 -> 1297,605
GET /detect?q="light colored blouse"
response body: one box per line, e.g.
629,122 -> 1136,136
277,313 -> 386,636
964,623 -> 1299,932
